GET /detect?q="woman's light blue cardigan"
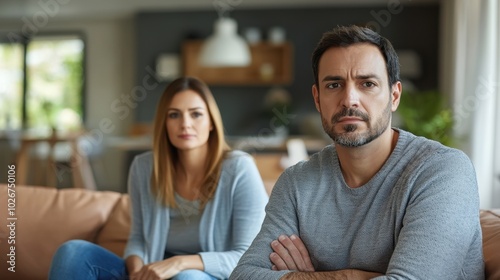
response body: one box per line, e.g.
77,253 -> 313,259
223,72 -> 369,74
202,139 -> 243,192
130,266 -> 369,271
123,150 -> 269,279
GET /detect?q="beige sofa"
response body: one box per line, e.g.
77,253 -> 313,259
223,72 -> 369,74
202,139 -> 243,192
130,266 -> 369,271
0,185 -> 130,280
0,184 -> 499,280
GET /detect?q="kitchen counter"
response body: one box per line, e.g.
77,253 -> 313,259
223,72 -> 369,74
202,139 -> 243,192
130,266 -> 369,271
107,134 -> 329,154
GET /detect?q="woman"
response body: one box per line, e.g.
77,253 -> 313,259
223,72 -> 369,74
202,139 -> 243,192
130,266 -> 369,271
49,77 -> 269,280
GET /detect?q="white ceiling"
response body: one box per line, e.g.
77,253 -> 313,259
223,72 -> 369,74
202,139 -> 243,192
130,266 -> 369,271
0,0 -> 439,21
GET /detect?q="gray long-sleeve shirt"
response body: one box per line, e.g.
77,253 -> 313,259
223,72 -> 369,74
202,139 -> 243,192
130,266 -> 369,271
230,129 -> 484,280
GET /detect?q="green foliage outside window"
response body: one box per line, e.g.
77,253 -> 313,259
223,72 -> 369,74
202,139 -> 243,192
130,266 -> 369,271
26,37 -> 84,131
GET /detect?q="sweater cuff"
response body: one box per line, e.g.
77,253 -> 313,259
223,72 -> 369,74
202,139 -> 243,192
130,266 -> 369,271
198,252 -> 221,276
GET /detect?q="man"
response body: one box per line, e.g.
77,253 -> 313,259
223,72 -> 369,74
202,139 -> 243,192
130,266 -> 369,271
230,26 -> 484,279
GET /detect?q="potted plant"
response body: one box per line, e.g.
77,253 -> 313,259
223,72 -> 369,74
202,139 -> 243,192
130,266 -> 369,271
396,90 -> 454,147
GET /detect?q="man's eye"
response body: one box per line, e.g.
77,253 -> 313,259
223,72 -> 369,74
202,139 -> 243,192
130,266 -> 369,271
326,83 -> 340,89
363,81 -> 375,87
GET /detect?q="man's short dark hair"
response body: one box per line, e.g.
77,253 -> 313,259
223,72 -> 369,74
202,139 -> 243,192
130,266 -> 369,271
312,25 -> 400,87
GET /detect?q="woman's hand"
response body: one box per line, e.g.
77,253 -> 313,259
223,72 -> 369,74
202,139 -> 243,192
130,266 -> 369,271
125,255 -> 144,278
130,254 -> 204,280
129,256 -> 183,280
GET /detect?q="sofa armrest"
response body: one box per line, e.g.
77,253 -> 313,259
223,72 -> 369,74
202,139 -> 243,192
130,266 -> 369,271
480,209 -> 500,280
96,194 -> 131,257
0,185 -> 122,280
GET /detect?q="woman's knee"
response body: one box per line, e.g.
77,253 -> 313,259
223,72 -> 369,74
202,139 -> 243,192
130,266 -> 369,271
59,239 -> 93,250
50,240 -> 126,279
54,240 -> 94,259
50,240 -> 96,278
172,269 -> 215,280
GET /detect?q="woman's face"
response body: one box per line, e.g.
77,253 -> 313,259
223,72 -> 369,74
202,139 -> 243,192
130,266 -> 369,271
166,90 -> 213,152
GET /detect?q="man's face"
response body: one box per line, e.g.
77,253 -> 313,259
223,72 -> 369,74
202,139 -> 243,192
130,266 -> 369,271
312,43 -> 401,147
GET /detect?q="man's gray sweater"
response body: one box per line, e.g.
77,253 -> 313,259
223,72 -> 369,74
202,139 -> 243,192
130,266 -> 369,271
230,129 -> 484,280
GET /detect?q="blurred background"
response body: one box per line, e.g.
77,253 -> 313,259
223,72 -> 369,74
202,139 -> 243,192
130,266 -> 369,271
0,0 -> 498,208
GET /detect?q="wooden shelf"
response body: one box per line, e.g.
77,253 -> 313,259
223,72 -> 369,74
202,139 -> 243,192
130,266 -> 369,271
182,40 -> 293,86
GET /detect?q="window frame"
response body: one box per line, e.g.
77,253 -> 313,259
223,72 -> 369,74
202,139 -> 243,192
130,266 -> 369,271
0,30 -> 87,130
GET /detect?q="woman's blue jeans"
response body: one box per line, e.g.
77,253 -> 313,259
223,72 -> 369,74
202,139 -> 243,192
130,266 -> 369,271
48,240 -> 217,280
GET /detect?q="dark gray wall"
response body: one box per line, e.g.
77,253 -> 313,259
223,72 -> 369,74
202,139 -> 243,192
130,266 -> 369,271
135,4 -> 440,135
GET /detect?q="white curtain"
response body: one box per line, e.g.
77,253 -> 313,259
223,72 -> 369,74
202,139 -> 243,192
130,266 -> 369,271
440,0 -> 500,209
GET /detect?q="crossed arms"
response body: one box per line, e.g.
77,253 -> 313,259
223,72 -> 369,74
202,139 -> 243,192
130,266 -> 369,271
270,234 -> 382,280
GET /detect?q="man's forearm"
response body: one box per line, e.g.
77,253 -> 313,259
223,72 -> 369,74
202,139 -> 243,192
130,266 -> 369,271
281,269 -> 383,280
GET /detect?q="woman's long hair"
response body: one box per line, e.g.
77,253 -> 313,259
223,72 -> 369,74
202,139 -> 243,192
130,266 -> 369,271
151,76 -> 230,208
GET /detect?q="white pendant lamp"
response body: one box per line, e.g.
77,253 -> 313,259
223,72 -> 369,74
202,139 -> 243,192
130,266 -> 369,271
199,17 -> 251,67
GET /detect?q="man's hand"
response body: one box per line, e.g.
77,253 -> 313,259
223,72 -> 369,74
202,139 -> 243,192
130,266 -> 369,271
270,234 -> 315,272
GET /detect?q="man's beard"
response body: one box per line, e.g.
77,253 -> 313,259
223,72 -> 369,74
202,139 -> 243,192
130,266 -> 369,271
321,101 -> 392,147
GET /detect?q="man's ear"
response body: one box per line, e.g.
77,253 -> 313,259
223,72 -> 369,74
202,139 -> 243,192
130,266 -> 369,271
312,84 -> 321,112
391,81 -> 402,112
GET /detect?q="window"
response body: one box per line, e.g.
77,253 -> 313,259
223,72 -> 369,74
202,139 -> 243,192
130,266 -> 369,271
0,41 -> 23,129
0,33 -> 85,132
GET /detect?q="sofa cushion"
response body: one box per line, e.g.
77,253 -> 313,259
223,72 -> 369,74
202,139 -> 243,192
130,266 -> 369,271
0,185 -> 122,280
481,209 -> 500,280
96,194 -> 131,257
